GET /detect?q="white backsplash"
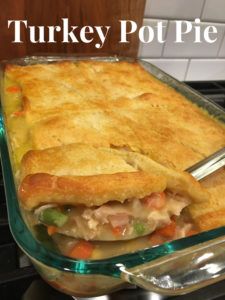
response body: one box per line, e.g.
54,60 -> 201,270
139,0 -> 225,81
144,59 -> 189,81
202,0 -> 225,23
145,0 -> 205,20
163,21 -> 225,58
138,19 -> 168,57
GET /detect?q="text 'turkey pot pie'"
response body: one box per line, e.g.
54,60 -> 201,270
19,144 -> 207,241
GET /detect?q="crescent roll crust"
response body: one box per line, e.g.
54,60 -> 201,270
19,143 -> 208,210
3,60 -> 225,232
19,172 -> 166,210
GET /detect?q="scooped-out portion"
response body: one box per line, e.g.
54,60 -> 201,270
32,190 -> 189,241
18,144 -> 208,242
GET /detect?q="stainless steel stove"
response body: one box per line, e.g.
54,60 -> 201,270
1,81 -> 225,300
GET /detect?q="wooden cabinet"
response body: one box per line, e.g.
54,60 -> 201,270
0,0 -> 145,60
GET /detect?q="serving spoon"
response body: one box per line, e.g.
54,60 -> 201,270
186,147 -> 225,181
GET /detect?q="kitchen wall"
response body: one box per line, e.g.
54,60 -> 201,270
138,0 -> 225,81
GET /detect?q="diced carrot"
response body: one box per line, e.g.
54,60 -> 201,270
142,192 -> 166,209
186,229 -> 199,237
12,110 -> 25,117
112,225 -> 125,236
47,225 -> 58,236
68,241 -> 94,259
156,220 -> 176,238
149,233 -> 165,246
6,86 -> 21,93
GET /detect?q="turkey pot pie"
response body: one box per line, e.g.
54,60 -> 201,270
19,144 -> 207,241
3,60 -> 225,244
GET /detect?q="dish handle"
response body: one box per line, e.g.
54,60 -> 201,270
119,236 -> 225,295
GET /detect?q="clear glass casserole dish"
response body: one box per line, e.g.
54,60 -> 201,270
0,55 -> 225,297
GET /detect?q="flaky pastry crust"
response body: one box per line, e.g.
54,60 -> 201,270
3,60 -> 225,230
19,144 -> 208,210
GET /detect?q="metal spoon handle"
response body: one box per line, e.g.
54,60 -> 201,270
186,147 -> 225,181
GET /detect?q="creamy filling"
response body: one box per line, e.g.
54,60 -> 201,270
34,191 -> 190,241
51,219 -> 196,260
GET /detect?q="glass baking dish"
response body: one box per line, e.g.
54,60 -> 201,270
0,55 -> 225,297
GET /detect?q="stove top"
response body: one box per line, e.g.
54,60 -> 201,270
0,81 -> 225,300
187,81 -> 225,108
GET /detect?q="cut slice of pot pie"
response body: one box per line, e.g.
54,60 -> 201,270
18,144 -> 208,241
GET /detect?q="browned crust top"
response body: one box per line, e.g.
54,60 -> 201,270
19,171 -> 166,210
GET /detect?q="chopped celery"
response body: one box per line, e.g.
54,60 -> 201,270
39,208 -> 68,227
133,221 -> 145,235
